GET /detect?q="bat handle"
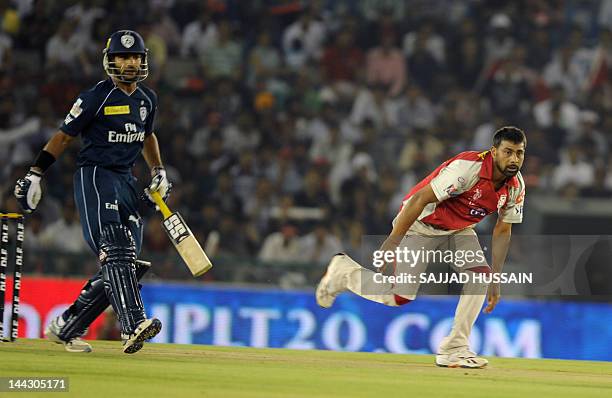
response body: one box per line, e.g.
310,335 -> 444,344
0,213 -> 24,219
150,191 -> 173,219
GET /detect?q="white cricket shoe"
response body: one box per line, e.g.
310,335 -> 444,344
316,253 -> 354,308
122,318 -> 162,354
435,350 -> 489,369
44,316 -> 93,353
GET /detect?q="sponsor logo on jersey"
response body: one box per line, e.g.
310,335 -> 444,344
69,98 -> 83,118
471,188 -> 482,202
108,130 -> 145,143
65,98 -> 83,124
469,207 -> 487,217
104,105 -> 131,115
105,201 -> 118,211
445,184 -> 460,197
497,194 -> 507,209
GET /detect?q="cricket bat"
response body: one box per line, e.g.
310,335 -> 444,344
150,191 -> 213,277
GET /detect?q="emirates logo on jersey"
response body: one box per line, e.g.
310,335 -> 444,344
108,130 -> 145,143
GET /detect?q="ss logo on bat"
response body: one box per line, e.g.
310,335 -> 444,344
164,214 -> 189,243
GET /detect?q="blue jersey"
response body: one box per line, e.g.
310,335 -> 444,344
60,79 -> 158,172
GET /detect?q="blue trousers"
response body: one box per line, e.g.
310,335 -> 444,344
73,166 -> 144,255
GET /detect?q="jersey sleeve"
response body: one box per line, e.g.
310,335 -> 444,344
499,174 -> 525,224
429,159 -> 477,202
59,91 -> 98,136
144,89 -> 158,136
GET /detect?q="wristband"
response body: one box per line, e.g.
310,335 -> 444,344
28,169 -> 43,178
32,150 -> 56,173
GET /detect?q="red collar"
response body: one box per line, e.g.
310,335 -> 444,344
478,151 -> 519,188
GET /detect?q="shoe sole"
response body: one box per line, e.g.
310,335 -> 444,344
315,271 -> 331,308
435,359 -> 488,369
316,265 -> 336,308
123,319 -> 162,354
124,342 -> 144,354
316,254 -> 346,308
436,363 -> 488,369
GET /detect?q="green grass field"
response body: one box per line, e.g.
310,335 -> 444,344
1,339 -> 611,398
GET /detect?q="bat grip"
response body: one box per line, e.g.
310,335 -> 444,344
150,191 -> 173,219
0,213 -> 24,219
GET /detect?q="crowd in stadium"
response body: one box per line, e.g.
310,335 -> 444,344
2,0 -> 612,278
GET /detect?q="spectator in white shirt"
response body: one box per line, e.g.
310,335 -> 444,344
246,30 -> 281,87
310,120 -> 353,166
299,222 -> 343,265
551,145 -> 595,191
201,20 -> 242,79
394,85 -> 436,130
484,13 -> 515,63
64,1 -> 105,37
181,9 -> 218,58
543,46 -> 582,101
350,84 -> 397,129
533,85 -> 580,137
403,20 -> 445,65
45,21 -> 87,73
222,111 -> 261,154
39,203 -> 88,254
282,8 -> 326,69
258,224 -> 302,263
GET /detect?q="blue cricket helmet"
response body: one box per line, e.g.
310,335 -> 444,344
102,30 -> 149,83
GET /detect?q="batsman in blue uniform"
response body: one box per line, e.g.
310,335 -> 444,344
14,30 -> 170,354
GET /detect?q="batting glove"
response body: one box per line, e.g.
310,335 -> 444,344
143,166 -> 172,207
14,170 -> 43,213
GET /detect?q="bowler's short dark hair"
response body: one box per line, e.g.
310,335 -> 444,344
493,126 -> 526,148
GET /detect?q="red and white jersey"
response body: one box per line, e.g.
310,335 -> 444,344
399,151 -> 525,231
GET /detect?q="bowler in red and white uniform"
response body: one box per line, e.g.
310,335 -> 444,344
316,126 -> 526,368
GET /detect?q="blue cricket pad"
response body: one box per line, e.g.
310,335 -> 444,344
59,260 -> 150,341
99,224 -> 146,335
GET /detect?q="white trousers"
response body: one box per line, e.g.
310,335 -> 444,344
340,222 -> 489,354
